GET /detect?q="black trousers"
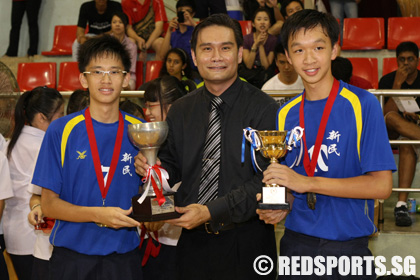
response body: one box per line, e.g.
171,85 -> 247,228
280,229 -> 376,280
31,257 -> 50,280
176,218 -> 277,280
49,247 -> 143,280
0,251 -> 9,280
140,240 -> 177,280
6,0 -> 42,56
193,0 -> 227,18
9,253 -> 34,280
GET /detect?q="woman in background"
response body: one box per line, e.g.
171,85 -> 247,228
3,86 -> 64,280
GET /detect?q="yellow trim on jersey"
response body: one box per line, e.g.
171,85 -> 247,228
277,95 -> 302,131
340,87 -> 362,160
61,114 -> 85,167
125,114 -> 143,124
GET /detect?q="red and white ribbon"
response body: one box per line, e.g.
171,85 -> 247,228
138,165 -> 172,206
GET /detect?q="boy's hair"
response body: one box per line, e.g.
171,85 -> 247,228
274,43 -> 286,58
280,9 -> 339,53
396,41 -> 419,58
190,14 -> 243,52
176,0 -> 195,12
77,35 -> 132,73
280,0 -> 304,18
331,56 -> 353,83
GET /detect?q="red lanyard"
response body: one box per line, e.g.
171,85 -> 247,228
85,107 -> 124,205
299,79 -> 339,177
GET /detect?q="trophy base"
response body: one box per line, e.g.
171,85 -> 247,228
258,202 -> 290,210
131,194 -> 181,222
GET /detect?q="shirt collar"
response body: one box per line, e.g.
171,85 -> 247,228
203,77 -> 242,108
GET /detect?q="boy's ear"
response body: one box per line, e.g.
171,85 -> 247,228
285,50 -> 293,65
331,42 -> 339,61
79,73 -> 89,89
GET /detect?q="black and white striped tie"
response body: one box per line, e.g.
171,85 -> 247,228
198,96 -> 223,204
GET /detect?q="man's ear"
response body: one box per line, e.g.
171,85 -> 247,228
238,46 -> 243,64
191,49 -> 198,67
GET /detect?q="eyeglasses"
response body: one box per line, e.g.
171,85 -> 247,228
398,56 -> 417,63
145,103 -> 161,110
83,70 -> 127,78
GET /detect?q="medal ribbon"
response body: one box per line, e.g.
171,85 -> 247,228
85,107 -> 124,205
139,224 -> 161,266
299,79 -> 339,177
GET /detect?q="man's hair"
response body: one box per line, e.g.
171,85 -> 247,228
396,41 -> 419,58
176,0 -> 195,12
77,35 -> 132,73
331,56 -> 352,83
190,14 -> 243,52
280,0 -> 304,18
274,43 -> 286,58
280,9 -> 339,53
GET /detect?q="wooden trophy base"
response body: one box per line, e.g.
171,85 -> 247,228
131,194 -> 181,222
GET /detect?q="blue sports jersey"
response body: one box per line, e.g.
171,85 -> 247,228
277,81 -> 396,241
32,109 -> 144,255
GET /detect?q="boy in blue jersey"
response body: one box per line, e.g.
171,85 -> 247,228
257,10 -> 396,279
32,35 -> 144,280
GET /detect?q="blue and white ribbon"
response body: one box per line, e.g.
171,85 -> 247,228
242,127 -> 263,172
286,126 -> 304,168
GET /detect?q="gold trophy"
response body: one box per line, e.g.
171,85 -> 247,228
243,127 -> 303,210
128,121 -> 180,221
257,130 -> 290,210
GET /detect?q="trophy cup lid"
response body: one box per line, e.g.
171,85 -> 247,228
128,121 -> 169,149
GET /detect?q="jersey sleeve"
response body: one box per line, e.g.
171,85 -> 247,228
32,123 -> 64,195
152,0 -> 168,22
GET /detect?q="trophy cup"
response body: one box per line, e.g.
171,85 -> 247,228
243,127 -> 303,210
128,121 -> 181,222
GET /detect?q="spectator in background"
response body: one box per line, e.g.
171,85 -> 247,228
109,11 -> 138,90
193,0 -> 227,20
331,56 -> 373,89
0,134 -> 12,280
159,48 -> 198,89
72,0 -> 122,61
329,0 -> 360,42
243,0 -> 284,35
4,87 -> 64,280
120,99 -> 146,119
122,0 -> 168,62
241,7 -> 277,88
280,0 -> 304,19
4,0 -> 42,57
379,41 -> 420,227
158,0 -> 197,70
262,43 -> 303,106
66,89 -> 89,115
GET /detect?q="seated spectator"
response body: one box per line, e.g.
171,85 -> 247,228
109,11 -> 138,90
158,0 -> 197,69
241,7 -> 277,89
66,89 -> 89,115
280,0 -> 304,19
72,0 -> 122,61
159,48 -> 198,90
262,43 -> 303,106
331,56 -> 373,89
379,41 -> 420,227
120,99 -> 146,119
193,0 -> 227,20
122,0 -> 168,61
243,0 -> 284,35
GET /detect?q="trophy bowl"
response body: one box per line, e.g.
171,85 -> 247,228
257,130 -> 290,210
128,121 -> 181,221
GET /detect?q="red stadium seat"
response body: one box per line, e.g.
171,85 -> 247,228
239,20 -> 252,36
57,62 -> 83,91
388,17 -> 420,50
347,57 -> 378,89
135,61 -> 144,89
145,61 -> 163,83
382,57 -> 420,76
17,62 -> 57,92
342,18 -> 385,50
42,25 -> 77,56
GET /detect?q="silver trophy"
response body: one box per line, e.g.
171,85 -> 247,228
128,121 -> 180,221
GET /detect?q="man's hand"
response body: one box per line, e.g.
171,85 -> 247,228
263,162 -> 311,194
266,0 -> 278,8
143,221 -> 165,232
403,112 -> 420,124
94,207 -> 141,229
28,205 -> 43,226
393,65 -> 409,88
168,17 -> 179,31
134,151 -> 161,177
183,11 -> 197,27
255,193 -> 289,224
165,204 -> 211,229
